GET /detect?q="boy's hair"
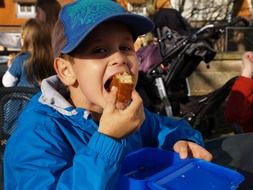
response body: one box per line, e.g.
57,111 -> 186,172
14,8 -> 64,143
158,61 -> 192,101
21,19 -> 55,84
52,0 -> 154,58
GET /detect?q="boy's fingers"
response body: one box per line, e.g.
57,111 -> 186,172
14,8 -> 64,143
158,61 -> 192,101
178,147 -> 188,159
174,141 -> 188,159
105,86 -> 117,112
188,143 -> 213,161
196,148 -> 213,161
202,151 -> 213,161
125,90 -> 142,111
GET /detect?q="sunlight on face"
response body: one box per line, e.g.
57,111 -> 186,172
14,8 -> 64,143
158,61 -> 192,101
69,22 -> 139,113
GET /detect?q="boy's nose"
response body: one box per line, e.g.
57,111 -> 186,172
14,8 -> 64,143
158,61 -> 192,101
109,51 -> 128,66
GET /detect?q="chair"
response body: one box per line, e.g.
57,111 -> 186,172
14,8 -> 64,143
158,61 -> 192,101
205,133 -> 253,190
0,87 -> 39,190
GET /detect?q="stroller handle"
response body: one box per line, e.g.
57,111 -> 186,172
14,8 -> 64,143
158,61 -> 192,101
209,16 -> 249,37
195,24 -> 215,35
215,16 -> 249,29
191,16 -> 249,41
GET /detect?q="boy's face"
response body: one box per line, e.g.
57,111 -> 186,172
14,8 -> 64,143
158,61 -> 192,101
61,22 -> 139,113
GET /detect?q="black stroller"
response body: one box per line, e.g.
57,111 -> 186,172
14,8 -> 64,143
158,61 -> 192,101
136,8 -> 249,138
136,9 -> 253,189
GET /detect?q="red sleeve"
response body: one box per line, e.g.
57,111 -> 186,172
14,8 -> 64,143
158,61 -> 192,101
224,76 -> 253,132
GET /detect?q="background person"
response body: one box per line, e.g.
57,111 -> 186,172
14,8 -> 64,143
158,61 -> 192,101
224,51 -> 253,132
2,0 -> 61,86
2,18 -> 55,88
35,0 -> 61,32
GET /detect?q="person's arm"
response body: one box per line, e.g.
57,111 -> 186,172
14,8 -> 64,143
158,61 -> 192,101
2,70 -> 18,87
224,76 -> 253,129
4,112 -> 126,190
224,52 -> 253,131
2,53 -> 24,87
140,109 -> 212,160
141,109 -> 204,148
57,131 -> 125,190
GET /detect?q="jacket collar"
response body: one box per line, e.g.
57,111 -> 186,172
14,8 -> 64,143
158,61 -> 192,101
39,75 -> 91,119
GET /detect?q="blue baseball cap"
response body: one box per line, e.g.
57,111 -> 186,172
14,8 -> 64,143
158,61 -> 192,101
52,0 -> 154,58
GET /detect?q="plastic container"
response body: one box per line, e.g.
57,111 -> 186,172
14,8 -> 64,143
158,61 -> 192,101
117,148 -> 244,190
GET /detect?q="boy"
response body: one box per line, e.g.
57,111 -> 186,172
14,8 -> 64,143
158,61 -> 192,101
4,0 -> 212,189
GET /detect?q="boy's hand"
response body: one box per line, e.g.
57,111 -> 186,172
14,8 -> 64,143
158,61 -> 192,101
173,140 -> 213,161
98,87 -> 145,139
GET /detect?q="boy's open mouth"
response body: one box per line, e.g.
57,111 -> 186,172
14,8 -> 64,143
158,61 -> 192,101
104,77 -> 112,92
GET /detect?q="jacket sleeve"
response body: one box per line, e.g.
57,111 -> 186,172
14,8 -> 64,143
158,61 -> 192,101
224,76 -> 253,132
2,53 -> 26,87
140,108 -> 204,150
4,116 -> 126,190
2,70 -> 18,87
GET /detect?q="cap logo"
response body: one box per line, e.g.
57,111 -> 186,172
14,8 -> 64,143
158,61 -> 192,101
65,1 -> 126,29
58,0 -> 153,54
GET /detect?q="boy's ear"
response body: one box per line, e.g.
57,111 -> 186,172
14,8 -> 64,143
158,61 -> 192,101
54,57 -> 76,85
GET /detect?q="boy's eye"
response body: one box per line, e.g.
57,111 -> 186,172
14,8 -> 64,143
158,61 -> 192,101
92,48 -> 107,54
120,46 -> 133,52
90,45 -> 134,55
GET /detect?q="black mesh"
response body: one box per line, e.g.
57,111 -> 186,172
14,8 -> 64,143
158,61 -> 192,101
0,87 -> 39,145
0,87 -> 39,189
2,94 -> 31,136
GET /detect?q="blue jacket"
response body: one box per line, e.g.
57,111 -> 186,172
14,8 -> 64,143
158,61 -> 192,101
4,75 -> 204,190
